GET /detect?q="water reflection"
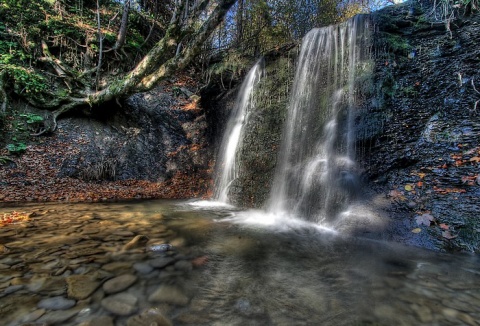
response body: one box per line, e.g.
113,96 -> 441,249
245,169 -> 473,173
0,200 -> 479,325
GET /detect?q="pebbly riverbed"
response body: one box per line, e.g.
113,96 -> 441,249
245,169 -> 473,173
0,200 -> 479,325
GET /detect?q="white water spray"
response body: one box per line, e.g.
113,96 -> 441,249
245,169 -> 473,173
214,58 -> 265,203
268,15 -> 371,223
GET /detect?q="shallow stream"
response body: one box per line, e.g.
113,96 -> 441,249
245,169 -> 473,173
0,200 -> 479,325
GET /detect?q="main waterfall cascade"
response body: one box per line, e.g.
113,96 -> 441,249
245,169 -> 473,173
214,58 -> 265,203
268,15 -> 372,223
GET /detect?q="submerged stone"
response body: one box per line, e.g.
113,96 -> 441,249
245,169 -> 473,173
66,275 -> 101,300
101,292 -> 138,316
147,243 -> 172,252
38,296 -> 76,310
148,257 -> 175,269
122,235 -> 149,251
78,315 -> 114,326
127,308 -> 173,326
103,274 -> 138,294
148,285 -> 189,306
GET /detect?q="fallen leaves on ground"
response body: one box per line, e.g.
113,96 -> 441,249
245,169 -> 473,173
433,186 -> 466,194
388,189 -> 406,201
0,139 -> 213,200
0,72 -> 214,203
1,211 -> 29,226
461,175 -> 478,186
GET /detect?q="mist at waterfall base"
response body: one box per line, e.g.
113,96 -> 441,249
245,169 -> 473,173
199,15 -> 376,232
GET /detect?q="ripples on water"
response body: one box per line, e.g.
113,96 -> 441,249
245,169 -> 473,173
0,200 -> 479,325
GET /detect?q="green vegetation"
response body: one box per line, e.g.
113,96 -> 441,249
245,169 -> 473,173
6,142 -> 27,154
0,0 -> 239,136
0,0 -> 477,140
3,112 -> 44,154
401,85 -> 418,98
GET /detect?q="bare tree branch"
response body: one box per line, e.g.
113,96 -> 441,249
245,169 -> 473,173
104,0 -> 131,53
472,77 -> 480,95
96,0 -> 104,89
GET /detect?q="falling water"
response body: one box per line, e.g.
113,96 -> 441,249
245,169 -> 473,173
214,58 -> 265,203
268,15 -> 371,223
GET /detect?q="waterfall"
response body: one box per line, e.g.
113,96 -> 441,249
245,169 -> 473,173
214,58 -> 265,203
268,15 -> 371,223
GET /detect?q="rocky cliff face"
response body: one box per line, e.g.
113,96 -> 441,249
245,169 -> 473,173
0,80 -> 212,201
216,2 -> 479,251
357,2 -> 480,251
202,54 -> 296,207
58,89 -> 210,182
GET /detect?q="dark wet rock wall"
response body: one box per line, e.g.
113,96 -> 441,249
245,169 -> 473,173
356,2 -> 480,251
57,85 -> 211,183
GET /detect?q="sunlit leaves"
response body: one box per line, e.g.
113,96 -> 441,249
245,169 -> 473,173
1,211 -> 29,226
404,184 -> 414,191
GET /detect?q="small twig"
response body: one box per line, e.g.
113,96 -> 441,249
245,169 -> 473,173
472,77 -> 480,95
65,36 -> 89,48
0,156 -> 14,163
472,77 -> 480,114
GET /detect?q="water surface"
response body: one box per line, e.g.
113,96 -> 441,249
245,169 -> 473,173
0,200 -> 479,325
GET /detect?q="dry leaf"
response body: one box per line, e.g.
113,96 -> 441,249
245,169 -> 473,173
411,228 -> 422,233
439,223 -> 449,230
405,184 -> 414,191
442,231 -> 458,240
415,214 -> 434,226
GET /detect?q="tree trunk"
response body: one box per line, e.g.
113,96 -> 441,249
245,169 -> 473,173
104,0 -> 131,53
31,0 -> 238,134
236,0 -> 244,44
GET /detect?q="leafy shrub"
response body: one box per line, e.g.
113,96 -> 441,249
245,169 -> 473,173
6,142 -> 27,154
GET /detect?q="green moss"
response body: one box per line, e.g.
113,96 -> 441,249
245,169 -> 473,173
384,33 -> 411,54
401,85 -> 418,98
232,51 -> 296,207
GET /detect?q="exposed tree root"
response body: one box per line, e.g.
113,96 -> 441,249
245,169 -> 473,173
18,0 -> 238,136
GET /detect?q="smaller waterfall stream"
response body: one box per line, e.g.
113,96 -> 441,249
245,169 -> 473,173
268,15 -> 371,223
214,59 -> 265,203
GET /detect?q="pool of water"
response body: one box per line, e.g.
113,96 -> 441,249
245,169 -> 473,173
0,200 -> 479,325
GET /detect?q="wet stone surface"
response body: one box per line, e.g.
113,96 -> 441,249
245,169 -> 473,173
0,200 -> 479,326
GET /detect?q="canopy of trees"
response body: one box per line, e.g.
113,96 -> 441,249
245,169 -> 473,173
0,0 -> 476,134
